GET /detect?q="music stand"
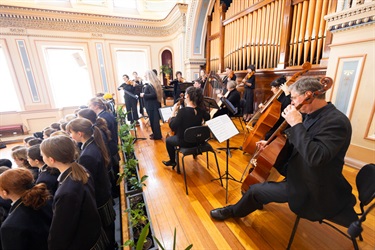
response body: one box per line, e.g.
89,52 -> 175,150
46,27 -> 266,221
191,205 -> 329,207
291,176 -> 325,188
206,115 -> 241,203
216,98 -> 240,158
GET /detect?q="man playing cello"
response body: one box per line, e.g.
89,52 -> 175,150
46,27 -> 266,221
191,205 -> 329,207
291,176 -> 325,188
210,77 -> 356,227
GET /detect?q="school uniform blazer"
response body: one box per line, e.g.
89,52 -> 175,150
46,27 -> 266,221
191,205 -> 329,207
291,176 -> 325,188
284,103 -> 355,221
1,199 -> 52,250
143,84 -> 161,111
48,168 -> 102,250
78,138 -> 112,207
98,110 -> 118,155
36,165 -> 60,196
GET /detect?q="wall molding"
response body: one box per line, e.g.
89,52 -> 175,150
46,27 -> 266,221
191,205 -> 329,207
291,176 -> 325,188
0,4 -> 188,37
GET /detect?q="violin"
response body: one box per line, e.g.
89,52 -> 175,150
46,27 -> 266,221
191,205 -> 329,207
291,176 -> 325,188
241,71 -> 255,83
228,70 -> 234,79
166,93 -> 185,138
240,77 -> 333,193
126,79 -> 135,85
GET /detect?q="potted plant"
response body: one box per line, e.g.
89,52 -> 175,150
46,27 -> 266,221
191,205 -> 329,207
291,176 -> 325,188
126,193 -> 158,250
160,64 -> 172,76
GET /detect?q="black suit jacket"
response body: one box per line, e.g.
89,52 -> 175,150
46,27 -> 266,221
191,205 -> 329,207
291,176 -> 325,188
48,168 -> 102,250
1,199 -> 52,250
78,138 -> 111,207
284,103 -> 355,221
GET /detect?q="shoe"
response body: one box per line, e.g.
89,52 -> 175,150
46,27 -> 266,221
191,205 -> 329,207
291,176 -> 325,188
210,206 -> 233,221
150,137 -> 162,140
149,134 -> 154,139
162,160 -> 176,167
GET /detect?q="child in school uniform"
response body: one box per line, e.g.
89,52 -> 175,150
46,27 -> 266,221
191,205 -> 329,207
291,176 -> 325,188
27,144 -> 60,196
67,118 -> 116,248
11,147 -> 39,181
0,168 -> 52,250
40,135 -> 109,250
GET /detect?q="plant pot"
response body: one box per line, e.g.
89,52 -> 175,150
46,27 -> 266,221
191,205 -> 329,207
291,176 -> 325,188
126,193 -> 158,250
124,164 -> 143,196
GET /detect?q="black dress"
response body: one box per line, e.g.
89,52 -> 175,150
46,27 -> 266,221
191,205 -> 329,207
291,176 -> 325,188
1,198 -> 52,250
143,83 -> 162,139
243,74 -> 255,114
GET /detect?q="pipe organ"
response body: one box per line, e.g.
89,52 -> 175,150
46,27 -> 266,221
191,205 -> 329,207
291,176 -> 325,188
207,0 -> 335,72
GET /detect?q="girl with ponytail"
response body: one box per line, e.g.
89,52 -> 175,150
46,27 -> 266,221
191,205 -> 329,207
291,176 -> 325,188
40,135 -> 109,250
0,168 -> 52,250
66,118 -> 116,247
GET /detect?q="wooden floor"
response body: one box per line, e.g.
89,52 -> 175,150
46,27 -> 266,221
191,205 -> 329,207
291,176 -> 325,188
1,118 -> 374,249
125,117 -> 375,250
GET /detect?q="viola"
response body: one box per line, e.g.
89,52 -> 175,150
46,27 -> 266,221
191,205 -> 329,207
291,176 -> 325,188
241,71 -> 255,83
242,62 -> 312,155
240,77 -> 333,193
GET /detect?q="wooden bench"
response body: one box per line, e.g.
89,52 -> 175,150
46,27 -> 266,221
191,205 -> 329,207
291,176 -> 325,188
0,124 -> 24,136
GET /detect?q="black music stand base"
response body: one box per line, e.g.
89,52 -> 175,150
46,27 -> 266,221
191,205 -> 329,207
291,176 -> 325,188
130,108 -> 146,143
212,139 -> 241,203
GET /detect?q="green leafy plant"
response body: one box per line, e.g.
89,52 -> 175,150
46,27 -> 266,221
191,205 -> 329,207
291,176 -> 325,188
126,202 -> 148,228
160,65 -> 172,75
117,106 -> 128,124
117,158 -> 138,185
154,228 -> 193,250
123,222 -> 150,250
128,175 -> 148,190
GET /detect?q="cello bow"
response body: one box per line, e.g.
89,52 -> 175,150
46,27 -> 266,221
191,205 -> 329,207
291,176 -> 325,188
240,77 -> 333,193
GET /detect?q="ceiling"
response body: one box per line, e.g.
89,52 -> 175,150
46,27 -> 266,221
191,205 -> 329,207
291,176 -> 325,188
0,0 -> 188,19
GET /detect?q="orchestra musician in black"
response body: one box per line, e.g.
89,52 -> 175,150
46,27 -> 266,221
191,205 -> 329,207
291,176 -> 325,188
169,71 -> 185,103
132,71 -> 145,117
118,74 -> 139,125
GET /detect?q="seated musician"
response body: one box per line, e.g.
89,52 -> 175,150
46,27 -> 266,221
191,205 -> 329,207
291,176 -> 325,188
132,71 -> 144,116
261,76 -> 291,140
213,80 -> 240,118
210,77 -> 356,226
117,74 -> 139,125
222,67 -> 237,94
162,87 -> 210,168
169,71 -> 185,103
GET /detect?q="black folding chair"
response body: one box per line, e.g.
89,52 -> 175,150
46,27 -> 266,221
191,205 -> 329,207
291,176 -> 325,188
175,126 -> 223,195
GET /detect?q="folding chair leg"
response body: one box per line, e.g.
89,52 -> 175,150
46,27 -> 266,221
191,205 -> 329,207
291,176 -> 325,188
206,152 -> 209,169
182,156 -> 188,195
287,216 -> 300,250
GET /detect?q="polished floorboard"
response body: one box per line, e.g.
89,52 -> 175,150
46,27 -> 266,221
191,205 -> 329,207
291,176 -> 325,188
121,116 -> 375,250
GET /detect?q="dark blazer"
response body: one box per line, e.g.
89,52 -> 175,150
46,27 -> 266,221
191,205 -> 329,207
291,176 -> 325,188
78,138 -> 112,207
1,198 -> 52,250
36,165 -> 60,196
284,103 -> 355,221
98,110 -> 118,155
48,168 -> 102,250
213,89 -> 241,118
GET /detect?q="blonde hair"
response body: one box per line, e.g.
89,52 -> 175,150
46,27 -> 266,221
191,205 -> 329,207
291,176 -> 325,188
144,70 -> 163,103
12,147 -> 31,168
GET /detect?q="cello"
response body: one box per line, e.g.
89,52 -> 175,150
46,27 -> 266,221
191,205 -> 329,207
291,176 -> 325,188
240,77 -> 333,193
242,62 -> 312,155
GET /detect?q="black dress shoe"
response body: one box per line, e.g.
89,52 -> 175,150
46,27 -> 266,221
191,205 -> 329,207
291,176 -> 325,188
210,206 -> 233,221
162,160 -> 176,167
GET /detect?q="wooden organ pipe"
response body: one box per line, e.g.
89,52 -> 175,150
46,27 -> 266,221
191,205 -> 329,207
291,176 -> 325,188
311,0 -> 323,64
316,0 -> 329,64
304,0 -> 316,63
297,1 -> 309,65
289,5 -> 297,66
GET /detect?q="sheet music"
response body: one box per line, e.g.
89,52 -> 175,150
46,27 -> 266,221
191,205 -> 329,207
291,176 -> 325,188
158,107 -> 173,122
206,114 -> 239,143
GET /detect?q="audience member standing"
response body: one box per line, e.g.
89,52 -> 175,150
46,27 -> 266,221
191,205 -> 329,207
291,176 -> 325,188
0,168 -> 52,250
67,118 -> 116,248
40,135 -> 109,250
11,147 -> 39,181
140,70 -> 163,140
27,145 -> 60,196
88,97 -> 120,197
